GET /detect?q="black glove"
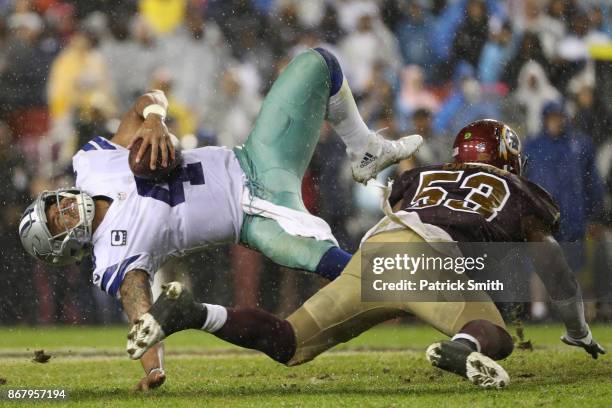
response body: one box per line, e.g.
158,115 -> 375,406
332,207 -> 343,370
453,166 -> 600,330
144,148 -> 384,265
561,331 -> 607,359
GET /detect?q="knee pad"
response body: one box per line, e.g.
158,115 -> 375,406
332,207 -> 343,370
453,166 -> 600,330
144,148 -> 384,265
313,47 -> 343,96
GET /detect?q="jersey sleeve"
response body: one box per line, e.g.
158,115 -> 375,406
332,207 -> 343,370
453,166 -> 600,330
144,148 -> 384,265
389,167 -> 422,207
92,253 -> 157,299
520,178 -> 560,232
72,150 -> 93,190
72,137 -> 131,198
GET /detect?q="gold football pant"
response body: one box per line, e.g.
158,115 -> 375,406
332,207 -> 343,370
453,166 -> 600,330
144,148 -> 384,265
286,228 -> 505,366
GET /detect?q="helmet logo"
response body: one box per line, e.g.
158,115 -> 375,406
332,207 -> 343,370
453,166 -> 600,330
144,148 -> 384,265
499,133 -> 508,160
464,132 -> 472,140
502,127 -> 521,155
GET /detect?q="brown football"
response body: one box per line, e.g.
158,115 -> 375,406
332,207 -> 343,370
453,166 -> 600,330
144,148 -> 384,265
129,135 -> 182,180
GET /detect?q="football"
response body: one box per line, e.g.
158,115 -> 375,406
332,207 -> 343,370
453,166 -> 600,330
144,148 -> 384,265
129,134 -> 182,180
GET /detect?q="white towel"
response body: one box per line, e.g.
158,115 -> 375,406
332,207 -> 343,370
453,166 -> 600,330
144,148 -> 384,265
242,189 -> 339,246
360,180 -> 461,257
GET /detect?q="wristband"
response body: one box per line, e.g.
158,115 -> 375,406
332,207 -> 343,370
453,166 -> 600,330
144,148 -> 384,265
143,104 -> 166,120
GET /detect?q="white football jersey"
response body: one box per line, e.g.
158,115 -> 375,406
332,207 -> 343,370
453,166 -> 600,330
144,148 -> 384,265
72,136 -> 244,298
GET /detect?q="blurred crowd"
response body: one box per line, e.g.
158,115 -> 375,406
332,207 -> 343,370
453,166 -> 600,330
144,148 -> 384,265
1,0 -> 612,325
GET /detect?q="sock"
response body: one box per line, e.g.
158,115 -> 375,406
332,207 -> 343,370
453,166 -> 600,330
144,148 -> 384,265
327,79 -> 370,157
451,333 -> 481,352
314,247 -> 351,280
551,289 -> 589,338
456,319 -> 514,360
214,308 -> 296,364
200,303 -> 228,333
313,47 -> 370,156
148,286 -> 209,336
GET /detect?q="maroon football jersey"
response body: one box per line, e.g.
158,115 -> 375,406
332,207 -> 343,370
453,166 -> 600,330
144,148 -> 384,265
389,163 -> 559,242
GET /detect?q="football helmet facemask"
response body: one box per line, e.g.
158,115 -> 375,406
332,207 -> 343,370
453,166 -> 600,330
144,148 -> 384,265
19,188 -> 95,265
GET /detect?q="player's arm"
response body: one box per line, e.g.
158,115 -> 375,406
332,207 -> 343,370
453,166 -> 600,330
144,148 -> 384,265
120,269 -> 167,390
525,218 -> 605,359
111,90 -> 175,169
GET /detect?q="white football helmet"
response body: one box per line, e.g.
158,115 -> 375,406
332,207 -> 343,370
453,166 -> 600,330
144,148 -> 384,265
19,188 -> 95,265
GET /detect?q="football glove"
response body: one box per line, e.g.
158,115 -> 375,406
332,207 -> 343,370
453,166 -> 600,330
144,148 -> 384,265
561,329 -> 606,359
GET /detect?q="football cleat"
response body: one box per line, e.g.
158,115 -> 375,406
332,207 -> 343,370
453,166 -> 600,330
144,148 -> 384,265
127,282 -> 206,359
426,340 -> 510,389
350,131 -> 423,184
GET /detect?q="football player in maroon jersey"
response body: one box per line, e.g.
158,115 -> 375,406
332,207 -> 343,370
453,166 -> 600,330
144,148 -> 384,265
127,119 -> 604,389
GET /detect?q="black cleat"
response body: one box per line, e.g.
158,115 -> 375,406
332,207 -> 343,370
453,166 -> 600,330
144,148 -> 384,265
126,282 -> 206,359
426,340 -> 510,389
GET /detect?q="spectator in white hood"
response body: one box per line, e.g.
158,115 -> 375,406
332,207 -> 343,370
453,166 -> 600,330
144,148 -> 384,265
514,60 -> 560,137
339,13 -> 400,94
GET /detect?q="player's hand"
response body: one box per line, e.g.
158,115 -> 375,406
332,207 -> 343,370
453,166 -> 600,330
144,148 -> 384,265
127,115 -> 176,170
134,368 -> 166,391
561,331 -> 606,359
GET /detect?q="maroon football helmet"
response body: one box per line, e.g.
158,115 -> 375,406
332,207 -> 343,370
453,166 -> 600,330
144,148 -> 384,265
452,119 -> 523,175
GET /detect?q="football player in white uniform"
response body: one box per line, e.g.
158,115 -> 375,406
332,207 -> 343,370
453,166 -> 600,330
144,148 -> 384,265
18,48 -> 422,390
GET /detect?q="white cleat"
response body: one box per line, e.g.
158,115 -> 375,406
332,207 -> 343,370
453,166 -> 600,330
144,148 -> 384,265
465,353 -> 510,389
127,313 -> 166,360
426,341 -> 510,389
350,132 -> 423,184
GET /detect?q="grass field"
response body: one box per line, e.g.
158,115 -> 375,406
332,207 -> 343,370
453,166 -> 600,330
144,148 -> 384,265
1,324 -> 611,407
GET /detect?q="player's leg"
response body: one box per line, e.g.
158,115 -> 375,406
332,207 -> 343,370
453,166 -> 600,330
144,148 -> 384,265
126,281 -> 297,363
321,49 -> 423,184
235,49 -> 348,275
239,215 -> 347,277
215,247 -> 404,365
127,231 -> 512,386
235,48 -> 420,276
145,247 -> 406,365
127,228 -> 510,369
361,229 -> 512,388
126,252 -> 405,364
235,49 -> 330,212
284,230 -> 511,368
284,255 -> 405,366
235,47 -> 423,199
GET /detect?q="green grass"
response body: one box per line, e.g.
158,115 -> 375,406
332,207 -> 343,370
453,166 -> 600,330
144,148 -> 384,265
1,324 -> 611,407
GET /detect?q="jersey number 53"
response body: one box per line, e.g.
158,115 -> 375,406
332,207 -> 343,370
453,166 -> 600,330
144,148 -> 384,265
409,170 -> 510,221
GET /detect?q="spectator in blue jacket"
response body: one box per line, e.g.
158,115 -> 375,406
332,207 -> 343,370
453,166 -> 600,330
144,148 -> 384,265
433,61 -> 500,136
478,21 -> 515,84
524,101 -> 604,269
395,1 -> 436,73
